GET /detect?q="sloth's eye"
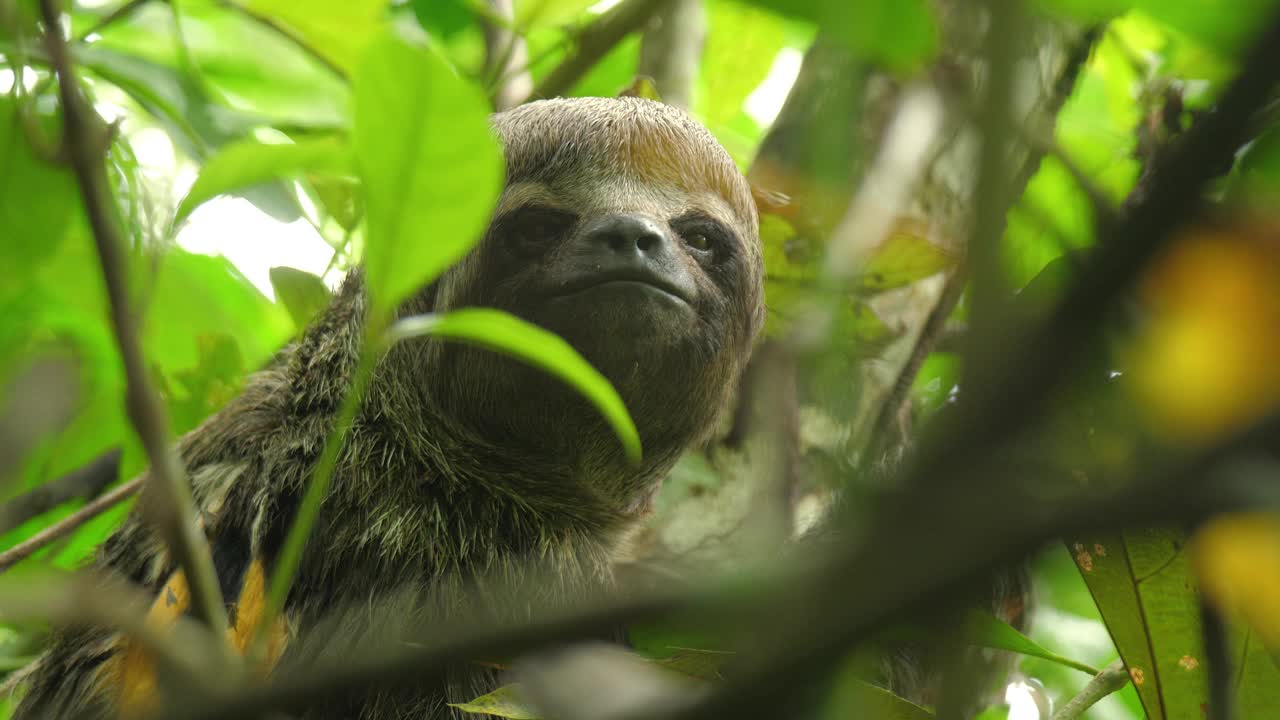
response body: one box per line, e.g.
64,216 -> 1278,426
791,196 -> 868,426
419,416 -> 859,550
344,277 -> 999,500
684,233 -> 712,252
672,214 -> 731,260
500,207 -> 576,256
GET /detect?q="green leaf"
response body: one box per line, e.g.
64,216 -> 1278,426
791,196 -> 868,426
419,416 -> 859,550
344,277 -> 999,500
0,94 -> 78,273
1061,529 -> 1280,720
856,232 -> 954,294
412,0 -> 473,39
354,33 -> 503,316
269,267 -> 333,329
384,309 -> 641,462
175,137 -> 352,223
89,4 -> 350,131
698,1 -> 794,127
449,683 -> 539,719
143,249 -> 294,373
653,648 -> 732,681
515,0 -> 598,28
734,0 -> 937,72
963,610 -> 1100,675
240,0 -> 389,75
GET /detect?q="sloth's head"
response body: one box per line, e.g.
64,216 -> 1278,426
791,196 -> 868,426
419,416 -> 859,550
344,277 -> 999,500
412,97 -> 764,509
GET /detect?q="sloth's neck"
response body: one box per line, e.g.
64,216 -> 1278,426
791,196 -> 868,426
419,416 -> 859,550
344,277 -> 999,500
272,274 -> 637,613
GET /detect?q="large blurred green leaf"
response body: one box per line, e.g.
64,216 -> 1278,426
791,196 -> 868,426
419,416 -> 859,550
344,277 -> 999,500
1035,0 -> 1280,57
697,1 -> 791,127
91,3 -> 349,132
385,309 -> 641,462
239,0 -> 389,75
732,0 -> 936,72
354,33 -> 502,315
0,94 -> 79,273
1,231 -> 289,569
143,249 -> 292,372
175,136 -> 351,223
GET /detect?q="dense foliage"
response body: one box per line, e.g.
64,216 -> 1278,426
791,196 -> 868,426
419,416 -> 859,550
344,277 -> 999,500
5,0 -> 1280,718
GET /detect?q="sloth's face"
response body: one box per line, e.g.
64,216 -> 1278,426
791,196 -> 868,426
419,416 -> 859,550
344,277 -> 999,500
478,178 -> 752,366
418,97 -> 763,500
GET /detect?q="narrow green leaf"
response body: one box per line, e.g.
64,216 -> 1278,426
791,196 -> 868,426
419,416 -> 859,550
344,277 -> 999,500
963,610 -> 1100,676
269,267 -> 333,329
384,309 -> 641,463
354,33 -> 503,316
653,648 -> 732,681
175,137 -> 351,223
449,683 -> 540,719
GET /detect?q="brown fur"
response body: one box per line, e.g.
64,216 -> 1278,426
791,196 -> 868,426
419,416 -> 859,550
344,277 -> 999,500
13,97 -> 763,719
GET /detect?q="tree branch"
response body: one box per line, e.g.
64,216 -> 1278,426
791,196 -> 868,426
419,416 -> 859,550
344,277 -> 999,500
0,448 -> 121,535
36,0 -> 228,634
0,477 -> 140,573
913,6 -> 1280,484
637,0 -> 704,109
865,25 -> 1101,462
526,0 -> 672,102
1050,659 -> 1130,720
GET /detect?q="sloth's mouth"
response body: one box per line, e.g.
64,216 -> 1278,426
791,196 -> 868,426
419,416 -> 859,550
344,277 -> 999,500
553,271 -> 692,305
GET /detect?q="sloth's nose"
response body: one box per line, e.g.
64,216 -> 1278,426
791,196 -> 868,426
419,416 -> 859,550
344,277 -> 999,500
585,214 -> 668,256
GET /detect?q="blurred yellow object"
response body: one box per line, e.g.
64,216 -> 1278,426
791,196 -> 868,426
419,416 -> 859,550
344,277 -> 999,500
1191,513 -> 1280,648
1130,222 -> 1280,442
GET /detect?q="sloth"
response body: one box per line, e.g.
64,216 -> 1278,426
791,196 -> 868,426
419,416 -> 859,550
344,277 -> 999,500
13,96 -> 765,720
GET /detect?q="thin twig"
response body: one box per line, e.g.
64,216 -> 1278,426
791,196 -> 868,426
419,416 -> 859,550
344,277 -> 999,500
0,448 -> 121,535
36,0 -> 228,634
0,478 -> 140,572
525,0 -> 672,102
1050,659 -> 1130,720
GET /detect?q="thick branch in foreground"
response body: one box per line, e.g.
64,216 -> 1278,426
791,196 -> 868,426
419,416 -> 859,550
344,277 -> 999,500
162,403 -> 1280,720
36,0 -> 228,634
527,0 -> 672,101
